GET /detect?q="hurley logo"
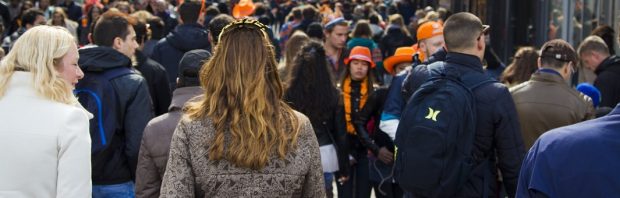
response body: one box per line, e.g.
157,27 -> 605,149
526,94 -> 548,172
425,107 -> 440,121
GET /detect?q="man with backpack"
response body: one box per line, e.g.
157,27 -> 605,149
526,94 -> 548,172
394,12 -> 525,197
76,10 -> 153,197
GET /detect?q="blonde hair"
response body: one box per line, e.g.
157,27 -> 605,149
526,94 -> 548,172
387,14 -> 411,36
185,19 -> 301,170
0,25 -> 78,105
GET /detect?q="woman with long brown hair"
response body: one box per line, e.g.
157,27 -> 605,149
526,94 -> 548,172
159,18 -> 324,197
500,47 -> 539,87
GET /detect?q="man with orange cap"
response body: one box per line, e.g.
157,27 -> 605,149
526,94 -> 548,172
413,21 -> 445,63
378,22 -> 447,140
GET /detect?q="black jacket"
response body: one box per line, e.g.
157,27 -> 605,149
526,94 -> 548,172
151,23 -> 209,89
402,47 -> 447,101
79,46 -> 154,185
353,87 -> 392,155
135,50 -> 172,116
594,55 -> 620,108
403,52 -> 525,197
380,26 -> 414,59
310,107 -> 350,179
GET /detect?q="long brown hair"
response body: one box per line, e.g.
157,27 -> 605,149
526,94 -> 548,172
501,46 -> 538,86
185,19 -> 301,170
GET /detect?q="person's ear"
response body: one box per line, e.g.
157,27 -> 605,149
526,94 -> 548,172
112,37 -> 123,50
537,57 -> 543,69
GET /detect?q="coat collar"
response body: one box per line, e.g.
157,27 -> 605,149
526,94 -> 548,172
169,86 -> 203,111
445,52 -> 484,73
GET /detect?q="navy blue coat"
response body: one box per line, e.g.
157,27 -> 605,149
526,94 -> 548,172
150,23 -> 209,90
401,52 -> 525,197
517,104 -> 620,198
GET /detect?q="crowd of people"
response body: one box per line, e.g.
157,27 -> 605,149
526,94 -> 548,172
0,0 -> 620,197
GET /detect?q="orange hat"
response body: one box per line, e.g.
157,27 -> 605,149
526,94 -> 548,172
344,46 -> 375,68
232,0 -> 255,19
417,21 -> 443,41
384,47 -> 415,75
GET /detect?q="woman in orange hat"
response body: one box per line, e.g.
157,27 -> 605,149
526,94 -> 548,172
337,46 -> 377,197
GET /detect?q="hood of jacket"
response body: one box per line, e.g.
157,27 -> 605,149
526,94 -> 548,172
78,46 -> 132,71
166,23 -> 210,52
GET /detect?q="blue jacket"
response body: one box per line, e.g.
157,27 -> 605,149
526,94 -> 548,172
517,104 -> 620,198
151,23 -> 209,90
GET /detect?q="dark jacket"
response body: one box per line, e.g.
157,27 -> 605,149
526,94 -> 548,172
151,23 -> 209,89
403,53 -> 525,197
402,47 -> 447,100
58,1 -> 82,22
135,86 -> 202,198
78,46 -> 154,185
353,87 -> 392,155
380,26 -> 414,59
510,70 -> 595,149
135,50 -> 172,116
517,104 -> 620,198
310,106 -> 350,179
594,55 -> 620,108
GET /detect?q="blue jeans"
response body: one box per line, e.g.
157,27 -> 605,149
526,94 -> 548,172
93,181 -> 135,198
324,172 -> 334,190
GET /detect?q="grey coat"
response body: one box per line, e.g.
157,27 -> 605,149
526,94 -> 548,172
135,86 -> 203,198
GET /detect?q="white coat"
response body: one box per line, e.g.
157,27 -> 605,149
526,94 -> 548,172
0,72 -> 92,198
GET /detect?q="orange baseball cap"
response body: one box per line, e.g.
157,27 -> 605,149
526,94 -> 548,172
384,47 -> 415,75
417,21 -> 443,41
344,46 -> 375,68
232,0 -> 255,19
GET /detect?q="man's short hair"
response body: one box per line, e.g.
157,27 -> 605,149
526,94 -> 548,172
133,20 -> 148,45
540,39 -> 577,69
302,5 -> 318,21
93,10 -> 136,47
208,14 -> 234,46
178,0 -> 201,24
443,12 -> 485,52
577,35 -> 609,56
21,8 -> 44,26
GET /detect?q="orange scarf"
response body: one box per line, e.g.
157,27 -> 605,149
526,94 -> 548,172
343,77 -> 368,135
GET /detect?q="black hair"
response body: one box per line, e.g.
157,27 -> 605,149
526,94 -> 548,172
178,0 -> 201,24
284,41 -> 339,124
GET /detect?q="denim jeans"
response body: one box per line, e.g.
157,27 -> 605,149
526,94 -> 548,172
92,181 -> 135,198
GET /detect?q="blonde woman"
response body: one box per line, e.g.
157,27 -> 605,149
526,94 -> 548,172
160,18 -> 325,197
0,26 -> 91,197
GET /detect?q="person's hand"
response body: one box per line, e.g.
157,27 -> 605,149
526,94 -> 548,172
337,176 -> 349,185
378,147 -> 394,164
349,155 -> 357,166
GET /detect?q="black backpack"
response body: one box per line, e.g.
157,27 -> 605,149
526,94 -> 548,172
74,67 -> 134,154
394,61 -> 495,197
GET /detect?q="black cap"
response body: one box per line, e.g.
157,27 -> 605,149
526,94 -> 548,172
540,39 -> 577,63
178,49 -> 211,88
